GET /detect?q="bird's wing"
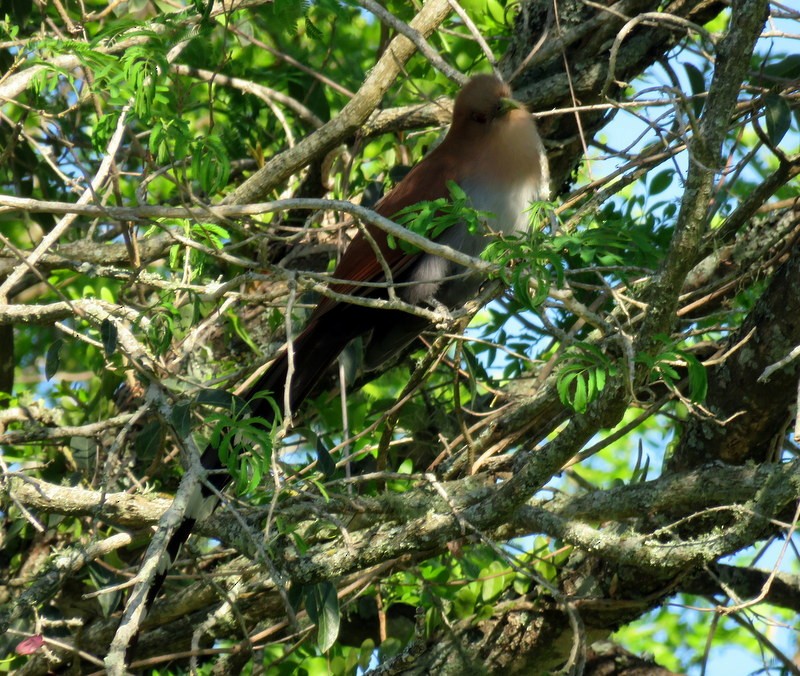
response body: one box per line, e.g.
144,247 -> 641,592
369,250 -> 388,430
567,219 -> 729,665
311,148 -> 461,320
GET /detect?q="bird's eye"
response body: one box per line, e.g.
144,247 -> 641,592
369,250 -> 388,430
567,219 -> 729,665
471,111 -> 489,124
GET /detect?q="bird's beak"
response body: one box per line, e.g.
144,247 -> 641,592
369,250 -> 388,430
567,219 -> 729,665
498,97 -> 524,116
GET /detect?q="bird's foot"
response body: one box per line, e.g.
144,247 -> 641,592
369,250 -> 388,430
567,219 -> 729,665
428,298 -> 453,328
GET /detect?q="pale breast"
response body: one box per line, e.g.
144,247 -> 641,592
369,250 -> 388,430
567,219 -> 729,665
466,109 -> 549,236
400,109 -> 549,307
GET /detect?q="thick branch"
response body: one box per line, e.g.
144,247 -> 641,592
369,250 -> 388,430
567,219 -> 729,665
672,231 -> 800,468
637,0 -> 769,345
223,0 -> 453,206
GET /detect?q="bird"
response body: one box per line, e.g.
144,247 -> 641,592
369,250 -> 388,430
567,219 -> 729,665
134,73 -> 549,646
249,73 -> 550,416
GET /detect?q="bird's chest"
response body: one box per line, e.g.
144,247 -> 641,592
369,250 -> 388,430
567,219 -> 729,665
400,176 -> 540,307
462,174 -> 542,238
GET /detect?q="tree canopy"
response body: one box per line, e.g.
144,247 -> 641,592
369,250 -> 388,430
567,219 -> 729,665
2,0 -> 800,674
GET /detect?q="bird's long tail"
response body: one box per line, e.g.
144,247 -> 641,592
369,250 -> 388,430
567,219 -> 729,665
134,313 -> 363,652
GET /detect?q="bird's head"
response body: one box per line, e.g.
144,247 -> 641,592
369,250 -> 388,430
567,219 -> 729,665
450,74 -> 526,137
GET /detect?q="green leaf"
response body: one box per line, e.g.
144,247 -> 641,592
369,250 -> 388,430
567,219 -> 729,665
168,244 -> 180,270
480,561 -> 509,602
594,366 -> 607,393
121,45 -> 166,121
150,122 -> 167,162
99,286 -> 115,304
87,563 -> 122,618
390,182 -> 491,254
298,657 -> 330,676
486,0 -> 506,26
92,112 -> 120,153
649,169 -> 673,196
764,93 -> 791,147
513,574 -> 531,596
556,371 -> 576,409
191,136 -> 231,195
658,363 -> 680,382
244,457 -> 262,493
762,54 -> 800,81
191,222 -> 230,250
556,343 -> 615,412
195,388 -> 240,410
573,373 -> 587,413
316,439 -> 336,478
305,582 -> 340,652
684,353 -> 708,403
147,314 -> 173,357
100,318 -> 117,356
134,420 -> 164,459
304,13 -> 322,40
45,339 -> 63,381
170,401 -> 192,438
227,311 -> 260,354
150,118 -> 191,164
683,62 -> 705,118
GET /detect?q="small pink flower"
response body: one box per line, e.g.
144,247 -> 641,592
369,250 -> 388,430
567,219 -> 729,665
15,635 -> 45,655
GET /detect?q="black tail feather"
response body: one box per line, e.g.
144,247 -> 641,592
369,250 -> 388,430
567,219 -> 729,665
130,312 -> 365,656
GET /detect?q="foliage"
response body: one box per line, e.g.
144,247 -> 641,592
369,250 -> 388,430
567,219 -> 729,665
390,182 -> 493,253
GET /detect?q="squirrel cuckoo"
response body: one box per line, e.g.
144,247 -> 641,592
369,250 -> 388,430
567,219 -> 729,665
136,74 -> 548,638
